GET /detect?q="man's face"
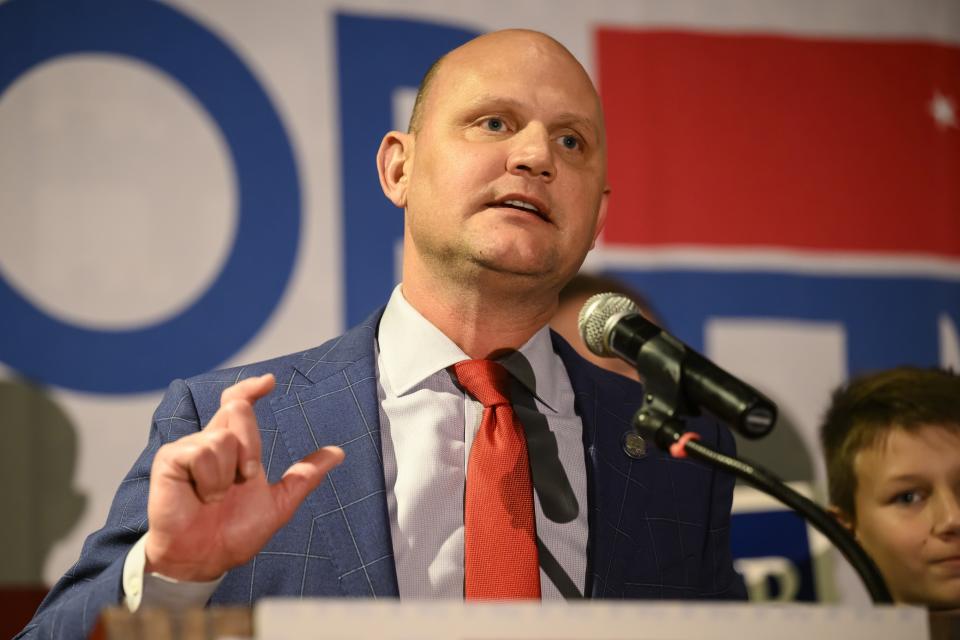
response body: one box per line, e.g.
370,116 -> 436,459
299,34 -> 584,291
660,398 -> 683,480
399,32 -> 609,292
850,425 -> 960,608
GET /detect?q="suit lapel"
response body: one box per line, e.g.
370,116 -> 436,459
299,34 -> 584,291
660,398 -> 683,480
263,321 -> 654,599
552,333 -> 659,598
269,312 -> 400,597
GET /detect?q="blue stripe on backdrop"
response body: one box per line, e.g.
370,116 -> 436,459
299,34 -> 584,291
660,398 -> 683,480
609,269 -> 958,375
337,13 -> 479,326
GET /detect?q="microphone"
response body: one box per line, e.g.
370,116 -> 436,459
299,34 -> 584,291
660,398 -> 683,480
577,292 -> 776,439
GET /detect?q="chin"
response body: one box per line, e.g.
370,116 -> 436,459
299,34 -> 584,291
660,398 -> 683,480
901,586 -> 960,610
472,253 -> 555,280
930,591 -> 960,611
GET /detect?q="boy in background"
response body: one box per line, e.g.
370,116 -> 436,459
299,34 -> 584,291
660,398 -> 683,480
820,367 -> 960,609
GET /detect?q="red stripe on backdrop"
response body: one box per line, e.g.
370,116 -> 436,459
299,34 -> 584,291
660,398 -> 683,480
596,28 -> 960,257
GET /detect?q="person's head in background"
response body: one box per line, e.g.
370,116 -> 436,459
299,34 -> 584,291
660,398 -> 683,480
820,366 -> 960,609
550,272 -> 661,381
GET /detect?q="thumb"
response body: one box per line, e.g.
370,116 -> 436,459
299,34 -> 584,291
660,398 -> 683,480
271,446 -> 345,520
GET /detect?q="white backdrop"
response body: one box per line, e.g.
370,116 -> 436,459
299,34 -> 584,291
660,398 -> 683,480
1,0 -> 957,605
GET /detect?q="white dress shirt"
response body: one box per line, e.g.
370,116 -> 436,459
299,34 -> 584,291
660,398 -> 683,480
125,285 -> 588,608
378,286 -> 588,599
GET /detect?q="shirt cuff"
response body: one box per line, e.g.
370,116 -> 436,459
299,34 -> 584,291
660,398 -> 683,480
122,532 -> 224,612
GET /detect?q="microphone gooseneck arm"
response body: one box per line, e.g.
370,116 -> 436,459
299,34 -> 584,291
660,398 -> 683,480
632,330 -> 892,603
579,292 -> 893,604
648,421 -> 894,604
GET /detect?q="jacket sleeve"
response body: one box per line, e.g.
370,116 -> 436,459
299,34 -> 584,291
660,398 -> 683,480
15,379 -> 203,639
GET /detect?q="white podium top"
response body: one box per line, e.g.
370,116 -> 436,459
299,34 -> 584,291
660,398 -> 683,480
255,599 -> 927,640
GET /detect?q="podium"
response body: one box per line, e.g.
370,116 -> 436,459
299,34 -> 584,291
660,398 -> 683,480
93,600 -> 958,639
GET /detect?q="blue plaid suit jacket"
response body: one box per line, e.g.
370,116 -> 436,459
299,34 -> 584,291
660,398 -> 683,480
19,309 -> 745,638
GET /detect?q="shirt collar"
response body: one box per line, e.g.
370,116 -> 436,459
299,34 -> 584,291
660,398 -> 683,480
377,285 -> 562,411
378,285 -> 468,397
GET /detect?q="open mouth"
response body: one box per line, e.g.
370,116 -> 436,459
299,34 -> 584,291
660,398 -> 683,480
489,197 -> 550,222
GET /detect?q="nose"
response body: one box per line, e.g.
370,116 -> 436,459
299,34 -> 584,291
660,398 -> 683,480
506,124 -> 555,181
932,489 -> 960,537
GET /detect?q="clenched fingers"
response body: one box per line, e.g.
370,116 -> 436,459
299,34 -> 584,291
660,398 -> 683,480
156,393 -> 267,502
156,428 -> 241,503
187,429 -> 241,502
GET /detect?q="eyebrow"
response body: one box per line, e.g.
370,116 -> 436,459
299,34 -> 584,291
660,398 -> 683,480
878,473 -> 929,485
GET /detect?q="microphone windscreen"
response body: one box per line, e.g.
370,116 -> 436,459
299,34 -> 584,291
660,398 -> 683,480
577,292 -> 640,357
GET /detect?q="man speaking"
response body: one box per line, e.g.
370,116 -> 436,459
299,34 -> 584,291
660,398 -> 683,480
19,29 -> 744,639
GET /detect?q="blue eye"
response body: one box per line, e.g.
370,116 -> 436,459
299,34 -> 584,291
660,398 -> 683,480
560,134 -> 580,150
484,118 -> 504,131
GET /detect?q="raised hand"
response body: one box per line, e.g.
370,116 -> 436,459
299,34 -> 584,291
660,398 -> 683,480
144,373 -> 344,581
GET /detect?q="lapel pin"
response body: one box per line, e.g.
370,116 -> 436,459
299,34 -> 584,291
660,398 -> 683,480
621,431 -> 647,459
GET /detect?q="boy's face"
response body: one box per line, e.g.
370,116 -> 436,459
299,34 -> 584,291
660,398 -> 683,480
848,425 -> 960,608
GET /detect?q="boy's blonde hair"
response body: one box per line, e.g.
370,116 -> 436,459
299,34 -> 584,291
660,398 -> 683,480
819,367 -> 960,520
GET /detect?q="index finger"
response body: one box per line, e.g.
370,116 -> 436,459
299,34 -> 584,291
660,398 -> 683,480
221,373 -> 276,407
214,374 -> 274,480
218,398 -> 264,481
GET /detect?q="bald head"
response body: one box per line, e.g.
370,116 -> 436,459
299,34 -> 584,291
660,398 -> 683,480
377,26 -> 611,314
407,30 -> 604,142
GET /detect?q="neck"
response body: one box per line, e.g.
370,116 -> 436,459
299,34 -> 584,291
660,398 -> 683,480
401,270 -> 559,360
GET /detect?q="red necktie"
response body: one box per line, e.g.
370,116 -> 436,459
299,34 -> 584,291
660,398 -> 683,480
453,359 -> 541,600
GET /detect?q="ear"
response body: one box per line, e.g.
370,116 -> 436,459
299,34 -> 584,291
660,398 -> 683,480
590,186 -> 611,249
377,131 -> 414,208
